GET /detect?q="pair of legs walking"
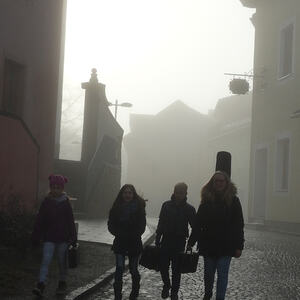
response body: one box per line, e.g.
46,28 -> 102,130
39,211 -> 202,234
114,254 -> 140,300
33,242 -> 68,296
160,252 -> 181,299
203,256 -> 232,300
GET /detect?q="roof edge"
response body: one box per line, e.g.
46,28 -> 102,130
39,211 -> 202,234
240,0 -> 258,8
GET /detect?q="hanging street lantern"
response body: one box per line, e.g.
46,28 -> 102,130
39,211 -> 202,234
229,78 -> 250,95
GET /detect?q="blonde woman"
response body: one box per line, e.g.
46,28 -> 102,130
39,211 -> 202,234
188,171 -> 244,300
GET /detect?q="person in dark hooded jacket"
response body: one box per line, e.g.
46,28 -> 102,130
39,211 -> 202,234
108,184 -> 146,300
187,171 -> 244,300
31,174 -> 77,297
156,182 -> 196,300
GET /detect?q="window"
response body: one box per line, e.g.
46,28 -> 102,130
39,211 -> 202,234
2,59 -> 25,116
275,137 -> 290,191
279,21 -> 295,79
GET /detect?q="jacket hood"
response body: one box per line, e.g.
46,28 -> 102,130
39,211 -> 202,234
201,181 -> 237,206
170,194 -> 188,204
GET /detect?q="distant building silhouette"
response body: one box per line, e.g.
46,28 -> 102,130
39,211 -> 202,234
124,96 -> 252,217
124,100 -> 213,215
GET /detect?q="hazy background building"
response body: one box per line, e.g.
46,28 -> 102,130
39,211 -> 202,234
124,95 -> 252,216
124,101 -> 212,215
204,93 -> 252,220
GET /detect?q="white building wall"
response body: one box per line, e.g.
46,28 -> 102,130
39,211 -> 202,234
247,0 -> 300,228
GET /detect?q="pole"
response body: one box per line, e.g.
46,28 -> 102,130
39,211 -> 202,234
115,100 -> 118,119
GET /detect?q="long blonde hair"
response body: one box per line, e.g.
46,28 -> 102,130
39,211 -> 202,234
201,171 -> 237,206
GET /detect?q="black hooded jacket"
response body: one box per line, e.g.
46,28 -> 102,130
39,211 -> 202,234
156,197 -> 196,252
188,190 -> 244,257
108,197 -> 146,256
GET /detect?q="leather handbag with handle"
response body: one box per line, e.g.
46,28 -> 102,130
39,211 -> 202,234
139,245 -> 161,271
179,249 -> 199,274
68,243 -> 79,269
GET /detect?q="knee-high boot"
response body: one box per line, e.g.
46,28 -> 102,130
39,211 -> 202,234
113,281 -> 122,300
129,273 -> 140,300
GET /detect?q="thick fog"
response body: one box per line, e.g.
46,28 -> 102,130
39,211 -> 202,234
60,0 -> 255,161
123,94 -> 252,216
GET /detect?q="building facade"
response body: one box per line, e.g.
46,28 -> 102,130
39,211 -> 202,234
0,0 -> 67,211
241,0 -> 300,232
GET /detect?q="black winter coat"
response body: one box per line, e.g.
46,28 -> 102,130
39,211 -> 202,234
188,196 -> 244,257
108,198 -> 146,256
31,194 -> 77,244
156,197 -> 196,253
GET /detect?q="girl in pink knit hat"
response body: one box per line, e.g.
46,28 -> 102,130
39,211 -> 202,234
32,174 -> 77,297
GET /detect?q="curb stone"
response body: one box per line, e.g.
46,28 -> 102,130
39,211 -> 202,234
65,224 -> 156,300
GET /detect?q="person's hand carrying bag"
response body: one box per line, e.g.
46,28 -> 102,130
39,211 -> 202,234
179,248 -> 199,274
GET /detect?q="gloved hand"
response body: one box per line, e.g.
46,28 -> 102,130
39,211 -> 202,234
234,249 -> 242,258
71,241 -> 78,248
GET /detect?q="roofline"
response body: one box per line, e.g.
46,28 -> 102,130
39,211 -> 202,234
240,0 -> 258,8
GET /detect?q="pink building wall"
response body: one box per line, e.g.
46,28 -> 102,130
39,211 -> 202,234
0,0 -> 67,204
0,114 -> 39,212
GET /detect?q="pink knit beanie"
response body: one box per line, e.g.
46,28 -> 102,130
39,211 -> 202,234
48,174 -> 68,188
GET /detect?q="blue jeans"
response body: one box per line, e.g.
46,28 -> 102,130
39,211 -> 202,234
203,256 -> 232,300
114,254 -> 140,290
39,242 -> 68,283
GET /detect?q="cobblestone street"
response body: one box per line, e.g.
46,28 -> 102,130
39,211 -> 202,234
85,229 -> 300,300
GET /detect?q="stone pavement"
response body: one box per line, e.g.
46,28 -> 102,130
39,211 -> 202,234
84,229 -> 300,300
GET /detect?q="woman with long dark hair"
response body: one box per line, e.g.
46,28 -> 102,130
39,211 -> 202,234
187,171 -> 244,300
108,184 -> 146,300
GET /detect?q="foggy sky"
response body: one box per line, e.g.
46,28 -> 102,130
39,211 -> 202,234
61,0 -> 255,153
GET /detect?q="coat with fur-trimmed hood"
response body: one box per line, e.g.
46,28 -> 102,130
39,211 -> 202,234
188,177 -> 244,257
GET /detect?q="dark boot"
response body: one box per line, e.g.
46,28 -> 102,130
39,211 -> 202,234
56,281 -> 67,295
113,282 -> 122,300
161,285 -> 170,299
171,293 -> 179,300
32,282 -> 45,297
129,274 -> 140,300
203,296 -> 211,300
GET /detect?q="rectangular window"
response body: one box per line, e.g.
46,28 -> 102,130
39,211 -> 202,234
2,59 -> 25,116
279,22 -> 295,79
275,137 -> 290,191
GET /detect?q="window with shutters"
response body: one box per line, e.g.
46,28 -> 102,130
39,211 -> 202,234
278,21 -> 295,79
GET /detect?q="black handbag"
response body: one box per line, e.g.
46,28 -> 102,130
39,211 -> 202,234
139,245 -> 160,271
179,250 -> 199,273
68,243 -> 79,269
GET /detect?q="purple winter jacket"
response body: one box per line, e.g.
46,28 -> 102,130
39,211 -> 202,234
32,193 -> 77,244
